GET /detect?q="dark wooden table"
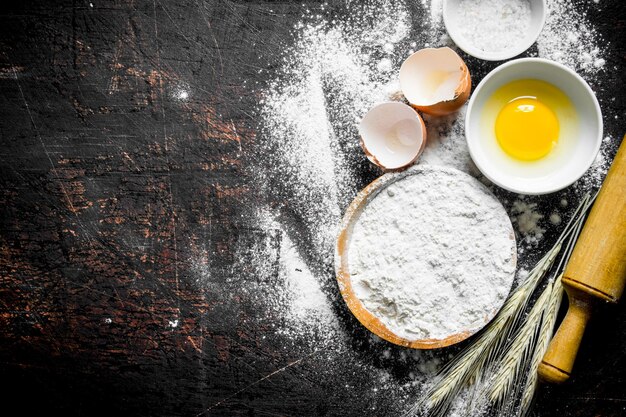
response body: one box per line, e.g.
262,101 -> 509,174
1,1 -> 624,416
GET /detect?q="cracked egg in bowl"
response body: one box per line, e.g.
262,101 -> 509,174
466,58 -> 602,195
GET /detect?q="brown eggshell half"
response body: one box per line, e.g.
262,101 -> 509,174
400,47 -> 472,116
358,102 -> 427,171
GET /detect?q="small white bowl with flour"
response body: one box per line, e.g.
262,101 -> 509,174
443,0 -> 546,61
335,165 -> 517,349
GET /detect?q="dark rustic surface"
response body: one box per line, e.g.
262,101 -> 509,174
0,1 -> 624,416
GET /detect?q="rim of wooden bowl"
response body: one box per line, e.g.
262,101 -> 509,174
335,165 -> 517,349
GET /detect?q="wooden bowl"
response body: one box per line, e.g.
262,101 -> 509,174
335,166 -> 517,349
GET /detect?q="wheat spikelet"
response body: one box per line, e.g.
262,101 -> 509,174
519,274 -> 564,415
487,284 -> 551,407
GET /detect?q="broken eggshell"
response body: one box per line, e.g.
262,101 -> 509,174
399,47 -> 471,116
358,102 -> 427,170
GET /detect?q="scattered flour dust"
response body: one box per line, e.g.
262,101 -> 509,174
275,222 -> 336,327
511,200 -> 546,245
537,0 -> 607,72
236,208 -> 340,342
348,167 -> 516,340
550,212 -> 562,225
419,103 -> 477,175
257,0 -> 411,260
445,388 -> 487,417
576,137 -> 612,191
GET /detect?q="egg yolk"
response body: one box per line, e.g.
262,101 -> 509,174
495,97 -> 559,161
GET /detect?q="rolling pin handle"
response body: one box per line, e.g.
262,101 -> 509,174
538,292 -> 592,384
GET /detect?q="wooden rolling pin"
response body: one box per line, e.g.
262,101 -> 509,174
538,136 -> 626,384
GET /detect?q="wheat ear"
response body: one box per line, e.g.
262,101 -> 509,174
487,281 -> 552,408
518,274 -> 563,415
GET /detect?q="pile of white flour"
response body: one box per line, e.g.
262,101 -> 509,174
348,166 -> 516,340
457,0 -> 532,53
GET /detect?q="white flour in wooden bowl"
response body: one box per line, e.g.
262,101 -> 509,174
347,166 -> 516,341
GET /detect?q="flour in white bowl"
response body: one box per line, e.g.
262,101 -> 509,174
456,0 -> 532,53
348,166 -> 516,340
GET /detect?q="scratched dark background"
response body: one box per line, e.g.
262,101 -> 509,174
0,0 -> 624,416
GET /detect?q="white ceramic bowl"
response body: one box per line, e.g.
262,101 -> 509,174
443,0 -> 547,61
466,58 -> 603,195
